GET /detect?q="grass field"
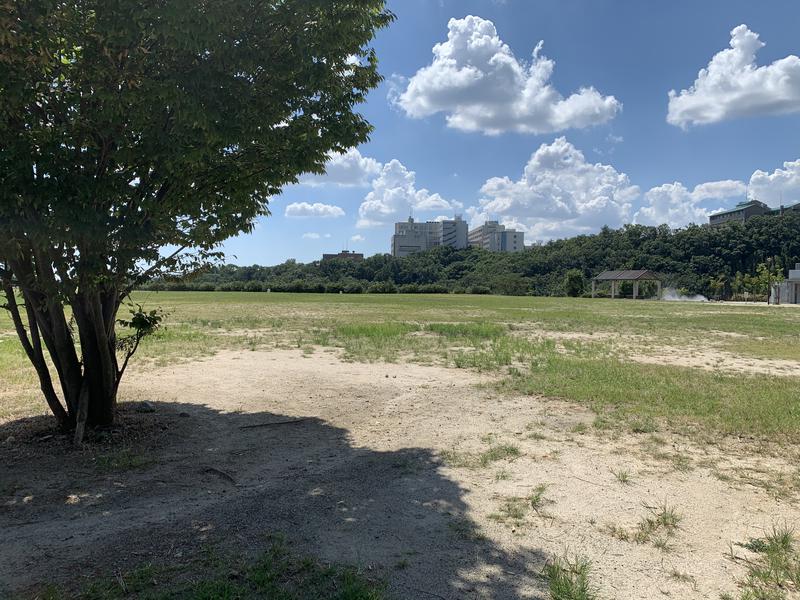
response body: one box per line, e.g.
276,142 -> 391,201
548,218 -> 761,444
2,292 -> 799,440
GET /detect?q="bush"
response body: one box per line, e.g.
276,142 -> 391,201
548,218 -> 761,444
563,269 -> 585,297
468,285 -> 491,295
367,281 -> 397,294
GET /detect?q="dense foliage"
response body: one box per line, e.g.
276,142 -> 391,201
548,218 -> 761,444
0,0 -> 392,433
149,213 -> 800,299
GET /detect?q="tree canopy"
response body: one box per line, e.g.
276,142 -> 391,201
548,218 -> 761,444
0,0 -> 393,436
156,213 -> 800,299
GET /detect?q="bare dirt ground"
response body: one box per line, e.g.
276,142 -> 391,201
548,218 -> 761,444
2,348 -> 799,599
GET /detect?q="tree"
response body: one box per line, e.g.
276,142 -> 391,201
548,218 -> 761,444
563,269 -> 585,297
0,0 -> 393,438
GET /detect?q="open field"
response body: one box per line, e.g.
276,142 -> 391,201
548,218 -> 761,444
2,293 -> 800,599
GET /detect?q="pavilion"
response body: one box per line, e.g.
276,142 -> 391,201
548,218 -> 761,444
592,270 -> 662,300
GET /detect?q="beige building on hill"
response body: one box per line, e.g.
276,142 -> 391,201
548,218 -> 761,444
467,221 -> 524,253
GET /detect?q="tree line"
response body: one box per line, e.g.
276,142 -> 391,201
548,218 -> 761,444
144,212 -> 800,300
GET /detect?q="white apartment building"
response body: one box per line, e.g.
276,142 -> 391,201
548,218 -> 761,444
391,216 -> 468,257
467,221 -> 525,253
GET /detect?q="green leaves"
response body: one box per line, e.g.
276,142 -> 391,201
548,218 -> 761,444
0,0 -> 392,289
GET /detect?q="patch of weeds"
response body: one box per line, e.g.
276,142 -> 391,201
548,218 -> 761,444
570,423 -> 589,435
630,416 -> 658,434
495,469 -> 511,481
95,449 -> 153,472
426,322 -> 506,340
606,501 -> 681,549
605,523 -> 630,542
592,415 -> 614,431
668,569 -> 696,587
440,449 -> 476,468
528,484 -> 550,513
480,433 -> 498,444
60,537 -> 386,600
635,501 -> 681,545
731,524 -> 800,600
611,469 -> 632,485
672,455 -> 693,473
479,444 -> 521,467
490,484 -> 552,526
440,444 -> 520,469
652,536 -> 673,553
541,554 -> 598,600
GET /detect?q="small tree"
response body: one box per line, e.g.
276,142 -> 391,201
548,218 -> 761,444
563,269 -> 585,297
0,0 -> 392,438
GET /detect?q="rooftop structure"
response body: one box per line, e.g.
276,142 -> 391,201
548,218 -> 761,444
467,221 -> 524,253
321,250 -> 363,262
592,270 -> 662,300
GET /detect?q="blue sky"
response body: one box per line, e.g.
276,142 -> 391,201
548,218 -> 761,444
222,0 -> 800,265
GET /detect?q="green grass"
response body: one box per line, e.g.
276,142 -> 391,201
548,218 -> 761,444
542,554 -> 597,600
731,525 -> 800,600
36,539 -> 385,600
440,443 -> 521,469
3,292 -> 800,441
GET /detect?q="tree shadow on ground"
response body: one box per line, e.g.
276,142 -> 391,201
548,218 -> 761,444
1,402 -> 549,599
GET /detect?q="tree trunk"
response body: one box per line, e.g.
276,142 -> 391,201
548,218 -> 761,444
2,278 -> 122,433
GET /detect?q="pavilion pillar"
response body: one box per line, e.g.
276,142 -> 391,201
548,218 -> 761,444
591,280 -> 596,298
611,281 -> 616,299
633,281 -> 639,300
656,280 -> 662,300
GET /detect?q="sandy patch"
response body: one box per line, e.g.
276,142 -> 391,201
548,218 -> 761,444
2,349 -> 799,599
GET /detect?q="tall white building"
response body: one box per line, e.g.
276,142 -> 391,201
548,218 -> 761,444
391,216 -> 468,257
468,221 -> 524,253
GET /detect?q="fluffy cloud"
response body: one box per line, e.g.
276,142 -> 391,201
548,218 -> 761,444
469,137 -> 637,238
350,234 -> 365,243
634,180 -> 746,227
395,16 -> 620,135
668,25 -> 800,128
299,148 -> 382,187
749,159 -> 800,206
357,159 -> 462,228
284,202 -> 345,218
301,232 -> 321,239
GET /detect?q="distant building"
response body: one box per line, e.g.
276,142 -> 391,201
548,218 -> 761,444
708,200 -> 797,226
322,250 -> 363,262
391,215 -> 468,257
467,221 -> 524,253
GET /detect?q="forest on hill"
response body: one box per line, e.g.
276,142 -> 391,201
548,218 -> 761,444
145,213 -> 800,299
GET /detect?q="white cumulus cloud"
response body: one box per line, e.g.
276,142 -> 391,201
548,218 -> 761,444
469,137 -> 637,239
635,180 -> 746,227
299,148 -> 382,187
749,159 -> 800,206
284,202 -> 345,218
357,159 -> 462,228
668,25 -> 800,128
395,15 -> 621,135
350,234 -> 365,243
301,232 -> 321,239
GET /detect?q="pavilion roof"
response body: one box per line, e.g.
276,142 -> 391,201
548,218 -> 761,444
593,270 -> 661,281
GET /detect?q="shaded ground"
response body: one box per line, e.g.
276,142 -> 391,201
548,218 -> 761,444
3,348 -> 800,598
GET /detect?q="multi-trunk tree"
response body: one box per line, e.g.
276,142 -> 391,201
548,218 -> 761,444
0,0 -> 392,439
